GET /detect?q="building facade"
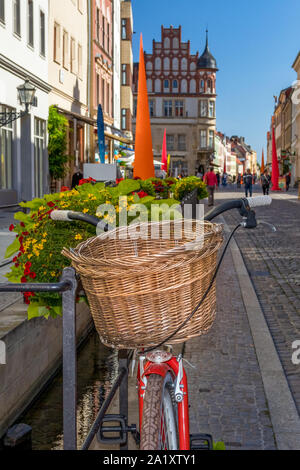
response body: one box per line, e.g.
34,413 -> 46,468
113,0 -> 121,131
0,0 -> 50,203
231,136 -> 257,175
214,133 -> 237,179
49,0 -> 89,185
267,87 -> 295,183
291,52 -> 300,185
120,0 -> 133,139
132,26 -> 218,176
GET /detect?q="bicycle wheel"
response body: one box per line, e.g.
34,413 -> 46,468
140,372 -> 178,450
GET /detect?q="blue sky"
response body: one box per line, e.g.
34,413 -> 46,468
131,0 -> 300,163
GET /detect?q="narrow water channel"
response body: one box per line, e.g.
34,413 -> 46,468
17,331 -> 119,450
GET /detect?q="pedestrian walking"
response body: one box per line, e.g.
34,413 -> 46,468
216,172 -> 220,187
243,169 -> 253,197
260,169 -> 271,195
285,172 -> 291,192
222,172 -> 228,187
204,166 -> 218,207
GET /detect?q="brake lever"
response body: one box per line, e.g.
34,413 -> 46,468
240,210 -> 257,229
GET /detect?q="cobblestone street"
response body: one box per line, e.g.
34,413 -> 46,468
182,237 -> 276,450
216,187 -> 300,416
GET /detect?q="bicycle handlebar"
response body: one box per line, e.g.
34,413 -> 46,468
51,196 -> 272,228
246,195 -> 272,209
205,195 -> 272,221
51,210 -> 110,231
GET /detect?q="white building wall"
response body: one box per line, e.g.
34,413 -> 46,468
113,0 -> 121,129
0,0 -> 50,202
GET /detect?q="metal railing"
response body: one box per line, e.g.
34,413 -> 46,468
0,267 -> 132,450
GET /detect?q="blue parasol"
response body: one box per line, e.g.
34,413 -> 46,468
97,104 -> 105,164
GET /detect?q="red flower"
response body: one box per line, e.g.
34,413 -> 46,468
15,263 -> 19,267
18,252 -> 22,258
24,268 -> 31,276
29,272 -> 36,279
78,177 -> 96,186
21,276 -> 27,283
61,186 -> 70,192
20,222 -> 25,227
13,256 -> 18,263
25,262 -> 32,269
116,178 -> 124,184
9,224 -> 14,232
47,201 -> 55,208
22,232 -> 29,237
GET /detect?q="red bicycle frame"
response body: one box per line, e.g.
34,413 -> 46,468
137,356 -> 190,450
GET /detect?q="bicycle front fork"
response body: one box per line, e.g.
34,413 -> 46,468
138,352 -> 191,450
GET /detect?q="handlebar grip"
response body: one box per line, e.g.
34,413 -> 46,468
246,196 -> 272,208
50,210 -> 72,221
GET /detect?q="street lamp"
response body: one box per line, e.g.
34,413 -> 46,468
0,78 -> 36,128
17,79 -> 36,113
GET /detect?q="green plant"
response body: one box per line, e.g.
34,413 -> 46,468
174,176 -> 208,201
48,105 -> 71,180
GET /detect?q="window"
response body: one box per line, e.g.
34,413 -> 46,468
34,118 -> 45,198
163,100 -> 172,117
77,0 -> 83,13
155,57 -> 161,70
200,130 -> 207,148
13,0 -> 21,36
207,79 -> 212,93
200,100 -> 208,117
121,64 -> 127,85
96,74 -> 100,105
121,109 -> 126,130
200,80 -> 204,92
106,82 -> 110,115
0,106 -> 14,190
78,44 -> 82,78
96,8 -> 100,42
149,100 -> 154,117
166,135 -> 174,151
178,134 -> 186,151
209,101 -> 215,118
70,37 -> 76,73
209,130 -> 214,148
40,10 -> 45,56
107,23 -> 110,53
164,79 -> 169,90
63,30 -> 69,69
102,16 -> 105,47
173,80 -> 178,90
53,23 -> 61,63
0,0 -> 5,24
121,18 -> 126,39
102,78 -> 105,108
27,0 -> 34,47
175,100 -> 184,117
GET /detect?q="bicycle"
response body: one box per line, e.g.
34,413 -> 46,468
51,194 -> 272,451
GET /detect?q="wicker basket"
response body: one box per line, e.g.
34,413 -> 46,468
62,220 -> 223,349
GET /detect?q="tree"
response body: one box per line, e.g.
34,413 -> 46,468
48,106 -> 70,181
